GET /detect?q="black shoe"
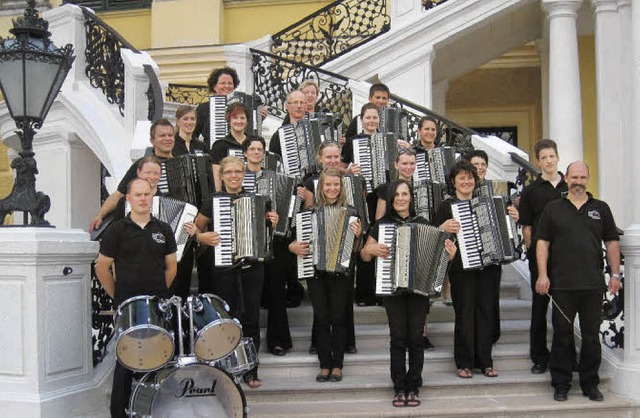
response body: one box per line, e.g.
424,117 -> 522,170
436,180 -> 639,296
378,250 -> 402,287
531,363 -> 547,374
270,346 -> 286,356
423,336 -> 435,351
583,386 -> 604,402
315,371 -> 330,382
308,346 -> 317,355
345,346 -> 358,354
554,387 -> 569,402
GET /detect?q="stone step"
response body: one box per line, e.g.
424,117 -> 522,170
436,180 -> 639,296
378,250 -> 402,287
247,391 -> 636,417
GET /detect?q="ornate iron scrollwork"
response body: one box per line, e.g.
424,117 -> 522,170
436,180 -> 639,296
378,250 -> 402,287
165,83 -> 210,106
270,0 -> 390,66
423,0 -> 452,10
600,248 -> 625,349
91,262 -> 114,366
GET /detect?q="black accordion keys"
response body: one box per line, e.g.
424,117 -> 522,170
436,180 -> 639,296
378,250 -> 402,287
209,92 -> 263,147
306,111 -> 342,143
375,222 -> 449,297
211,194 -> 273,267
378,106 -> 409,140
413,147 -> 457,184
227,148 -> 282,172
157,155 -> 214,208
352,133 -> 398,193
451,195 -> 518,270
125,196 -> 198,262
278,118 -> 323,177
295,206 -> 359,279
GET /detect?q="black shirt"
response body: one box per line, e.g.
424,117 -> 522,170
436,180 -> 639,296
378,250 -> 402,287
116,154 -> 172,195
209,134 -> 243,165
536,193 -> 619,291
173,134 -> 207,157
518,173 -> 567,245
344,116 -> 359,141
194,101 -> 212,149
433,196 -> 466,273
99,215 -> 177,306
341,132 -> 372,165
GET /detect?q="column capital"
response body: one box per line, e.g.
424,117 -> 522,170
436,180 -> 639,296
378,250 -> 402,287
617,0 -> 632,9
542,0 -> 583,17
591,0 -> 619,13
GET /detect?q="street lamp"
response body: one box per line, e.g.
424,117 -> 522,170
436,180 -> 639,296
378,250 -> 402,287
0,0 -> 75,226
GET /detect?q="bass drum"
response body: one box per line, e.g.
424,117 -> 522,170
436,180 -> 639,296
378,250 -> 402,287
129,363 -> 247,418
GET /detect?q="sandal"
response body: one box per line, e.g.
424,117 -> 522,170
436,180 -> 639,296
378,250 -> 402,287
406,391 -> 420,407
392,390 -> 406,407
457,368 -> 473,378
483,367 -> 499,378
244,375 -> 263,389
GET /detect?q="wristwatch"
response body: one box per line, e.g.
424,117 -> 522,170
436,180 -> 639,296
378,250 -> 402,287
611,273 -> 621,280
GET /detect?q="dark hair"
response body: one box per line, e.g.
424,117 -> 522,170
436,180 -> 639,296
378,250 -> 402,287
467,149 -> 489,165
447,159 -> 479,191
360,102 -> 379,118
534,139 -> 559,160
206,66 -> 240,93
241,136 -> 266,153
126,177 -> 151,194
175,105 -> 195,121
385,180 -> 415,219
137,155 -> 162,171
150,118 -> 174,138
369,83 -> 390,98
418,116 -> 437,131
395,148 -> 416,162
226,102 -> 249,122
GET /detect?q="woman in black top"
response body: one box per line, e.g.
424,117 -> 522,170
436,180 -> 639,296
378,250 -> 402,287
173,105 -> 207,157
413,116 -> 439,151
433,159 -> 499,379
188,156 -> 278,389
193,66 -> 239,148
209,102 -> 250,191
361,180 -> 455,407
289,168 -> 362,382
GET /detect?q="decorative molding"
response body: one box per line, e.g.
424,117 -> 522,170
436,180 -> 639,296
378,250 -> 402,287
224,0 -> 332,8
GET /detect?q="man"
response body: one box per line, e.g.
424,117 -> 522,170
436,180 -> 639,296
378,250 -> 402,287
95,178 -> 178,418
343,83 -> 390,140
535,161 -> 621,402
518,139 -> 568,374
268,90 -> 307,157
89,119 -> 175,232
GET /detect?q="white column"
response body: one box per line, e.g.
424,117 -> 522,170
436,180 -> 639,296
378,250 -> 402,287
536,37 -> 550,138
380,47 -> 435,108
592,0 -> 626,226
613,0 -> 640,401
389,0 -> 423,25
432,80 -> 449,115
122,49 -> 160,135
0,229 -> 108,417
618,0 -> 633,227
542,0 -> 584,163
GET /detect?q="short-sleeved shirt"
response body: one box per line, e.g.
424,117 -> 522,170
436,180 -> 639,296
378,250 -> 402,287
173,134 -> 207,157
116,154 -> 172,195
518,173 -> 567,242
194,101 -> 212,148
536,194 -> 619,291
99,215 -> 177,306
433,196 -> 467,273
209,134 -> 243,165
341,133 -> 372,165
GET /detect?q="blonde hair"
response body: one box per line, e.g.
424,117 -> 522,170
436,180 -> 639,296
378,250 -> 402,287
316,167 -> 347,206
299,80 -> 319,95
315,141 -> 341,166
219,156 -> 245,176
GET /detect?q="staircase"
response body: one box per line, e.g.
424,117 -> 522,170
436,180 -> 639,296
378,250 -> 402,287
247,264 -> 638,417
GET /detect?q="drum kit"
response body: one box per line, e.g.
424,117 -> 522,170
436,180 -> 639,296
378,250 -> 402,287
113,293 -> 257,417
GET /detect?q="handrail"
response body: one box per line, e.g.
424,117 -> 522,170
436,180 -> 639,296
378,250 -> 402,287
270,0 -> 390,66
509,151 -> 539,190
144,64 -> 164,121
423,0 -> 453,10
165,83 -> 210,106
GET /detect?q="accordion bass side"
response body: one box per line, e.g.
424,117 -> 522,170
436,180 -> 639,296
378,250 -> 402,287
295,206 -> 359,279
413,180 -> 446,224
158,155 -> 214,208
125,196 -> 198,262
256,171 -> 301,238
378,106 -> 409,140
352,133 -> 398,193
211,194 -> 273,267
413,147 -> 457,184
375,223 -> 449,297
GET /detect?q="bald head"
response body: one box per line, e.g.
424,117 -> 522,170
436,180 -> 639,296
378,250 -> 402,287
566,161 -> 589,178
287,90 -> 306,122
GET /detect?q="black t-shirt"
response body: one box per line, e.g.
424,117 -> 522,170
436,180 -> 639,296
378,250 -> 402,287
269,127 -> 284,157
173,134 -> 207,157
536,194 -> 619,291
341,132 -> 372,165
99,215 -> 177,306
209,134 -> 243,165
433,196 -> 466,273
344,116 -> 359,141
518,173 -> 567,249
116,154 -> 172,195
194,101 -> 211,148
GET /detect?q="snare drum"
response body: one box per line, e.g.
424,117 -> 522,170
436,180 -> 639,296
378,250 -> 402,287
189,294 -> 242,361
114,295 -> 174,372
129,362 -> 247,418
219,338 -> 259,377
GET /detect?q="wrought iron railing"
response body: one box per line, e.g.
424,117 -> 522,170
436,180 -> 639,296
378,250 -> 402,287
64,0 -> 151,12
251,48 -> 352,125
144,64 -> 164,122
423,0 -> 452,10
91,264 -> 114,366
270,0 -> 390,66
165,83 -> 210,106
509,151 -> 539,190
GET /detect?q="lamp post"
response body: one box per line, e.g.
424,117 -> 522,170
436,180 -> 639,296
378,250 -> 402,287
0,0 -> 75,226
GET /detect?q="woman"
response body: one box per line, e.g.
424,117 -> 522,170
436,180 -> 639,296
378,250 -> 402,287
433,159 -> 499,379
188,156 -> 278,389
414,116 -> 438,150
173,105 -> 206,157
209,102 -> 250,191
341,103 -> 379,174
374,149 -> 417,220
361,179 -> 456,407
289,168 -> 362,382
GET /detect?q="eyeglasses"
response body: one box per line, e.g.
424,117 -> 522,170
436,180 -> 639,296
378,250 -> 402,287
222,169 -> 244,176
287,101 -> 306,106
398,148 -> 416,156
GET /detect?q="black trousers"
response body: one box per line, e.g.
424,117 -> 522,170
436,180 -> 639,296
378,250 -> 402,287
449,269 -> 497,370
487,264 -> 502,344
110,362 -> 133,418
213,263 -> 264,379
307,272 -> 352,369
169,243 -> 195,299
264,239 -> 293,350
196,248 -> 214,294
383,293 -> 429,393
549,289 -> 603,390
310,275 -> 356,350
528,248 -> 550,366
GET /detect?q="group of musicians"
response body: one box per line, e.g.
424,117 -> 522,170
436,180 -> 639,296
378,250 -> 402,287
92,65 -> 621,416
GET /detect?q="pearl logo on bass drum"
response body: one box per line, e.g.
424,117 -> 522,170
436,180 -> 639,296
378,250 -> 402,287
175,378 -> 218,398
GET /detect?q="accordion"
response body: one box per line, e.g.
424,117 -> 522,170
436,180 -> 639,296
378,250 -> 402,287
413,147 -> 457,184
295,206 -> 359,279
378,106 -> 409,139
413,180 -> 446,224
451,195 -> 519,270
478,179 -> 512,200
227,148 -> 282,172
157,155 -> 214,208
211,194 -> 273,267
306,111 -> 342,143
278,118 -> 324,177
310,174 -> 370,232
125,196 -> 198,262
352,133 -> 398,193
209,92 -> 263,147
254,170 -> 301,238
375,222 -> 449,297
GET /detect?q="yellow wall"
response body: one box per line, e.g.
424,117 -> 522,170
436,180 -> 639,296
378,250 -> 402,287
98,8 -> 152,50
579,35 -> 598,197
224,0 -> 332,44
